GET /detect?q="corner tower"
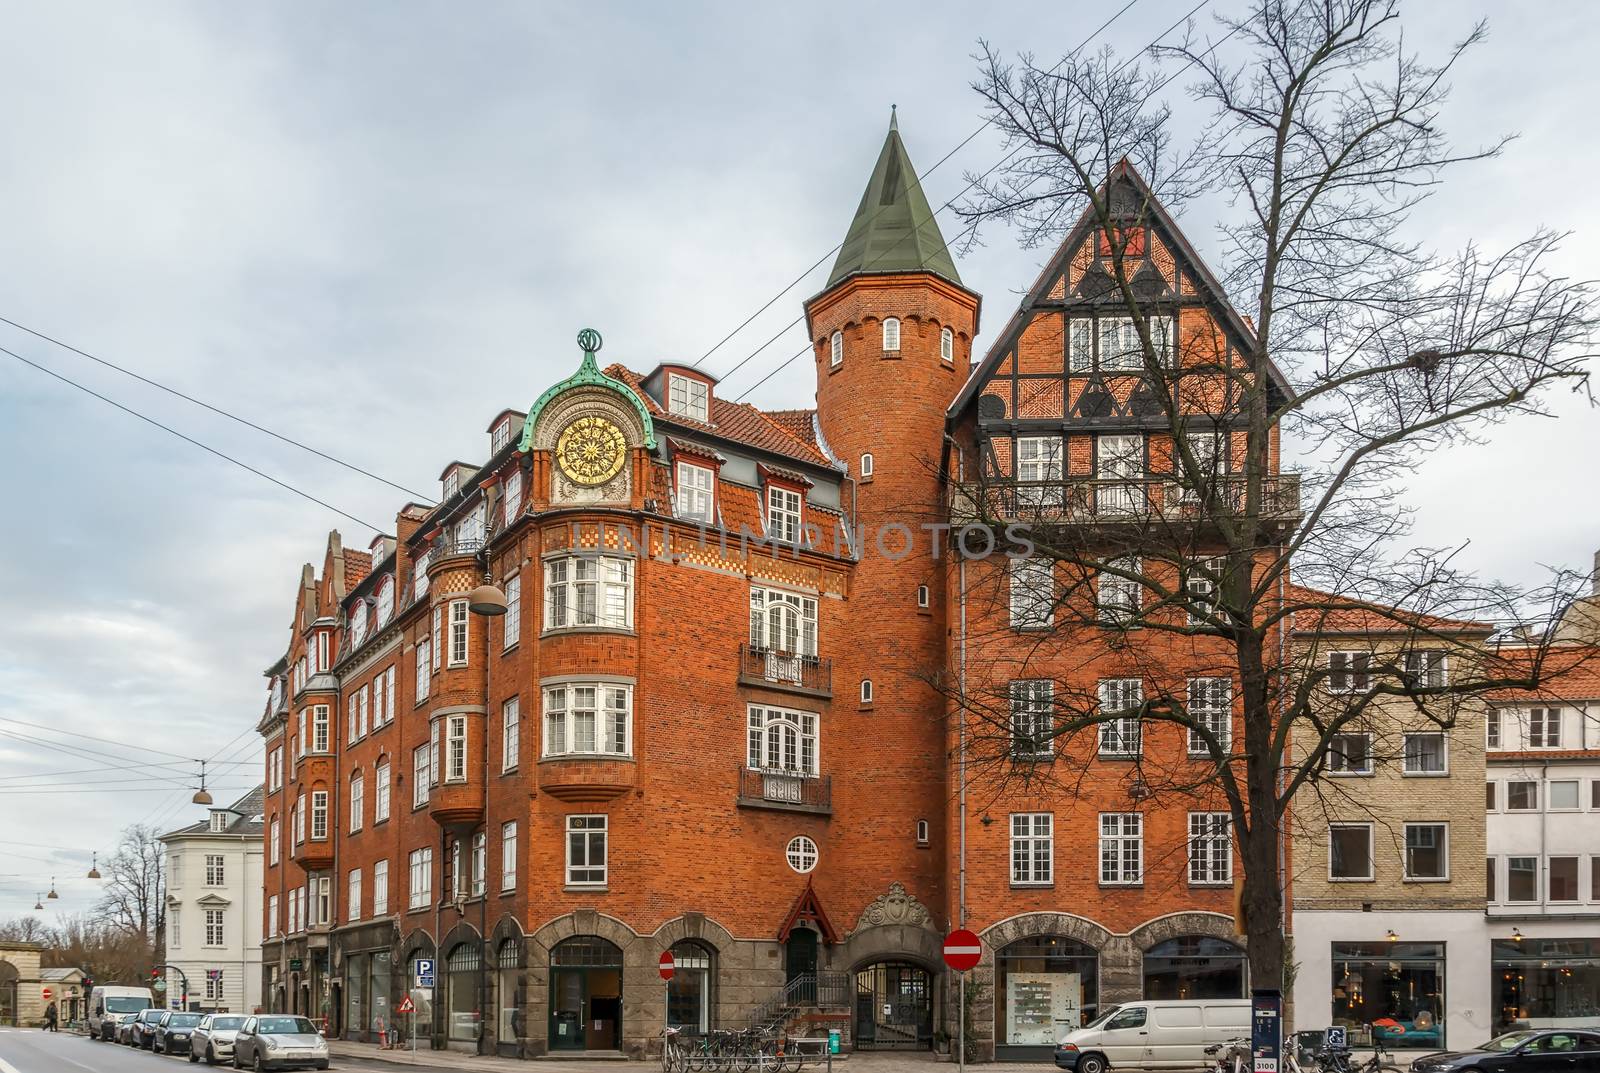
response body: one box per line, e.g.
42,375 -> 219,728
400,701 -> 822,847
803,115 -> 980,919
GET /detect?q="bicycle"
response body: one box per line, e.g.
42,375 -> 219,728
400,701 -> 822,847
1204,1037 -> 1251,1073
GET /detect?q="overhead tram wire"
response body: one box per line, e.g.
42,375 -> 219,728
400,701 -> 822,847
3,344 -> 386,534
0,315 -> 435,505
689,0 -> 1144,372
728,6 -> 1239,404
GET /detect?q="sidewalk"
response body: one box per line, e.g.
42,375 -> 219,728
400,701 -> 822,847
327,1044 -> 969,1073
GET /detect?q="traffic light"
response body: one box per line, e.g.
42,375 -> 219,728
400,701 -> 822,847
151,967 -> 160,982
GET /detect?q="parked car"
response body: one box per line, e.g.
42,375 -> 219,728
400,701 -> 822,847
154,1011 -> 206,1056
87,985 -> 153,1041
1411,1029 -> 1600,1071
191,1013 -> 250,1065
124,1007 -> 167,1047
230,1014 -> 329,1071
1054,1000 -> 1253,1073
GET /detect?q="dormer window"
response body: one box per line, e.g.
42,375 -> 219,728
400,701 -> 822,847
209,812 -> 228,833
766,485 -> 803,544
455,502 -> 486,548
412,551 -> 430,599
369,536 -> 387,564
348,602 -> 369,649
882,318 -> 901,352
374,577 -> 394,629
830,331 -> 844,368
668,373 -> 709,423
492,418 -> 513,453
675,461 -> 715,524
940,327 -> 954,363
443,470 -> 460,499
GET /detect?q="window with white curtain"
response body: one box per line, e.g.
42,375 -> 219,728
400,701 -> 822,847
882,317 -> 901,351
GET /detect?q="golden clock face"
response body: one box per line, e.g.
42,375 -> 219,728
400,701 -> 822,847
555,415 -> 628,486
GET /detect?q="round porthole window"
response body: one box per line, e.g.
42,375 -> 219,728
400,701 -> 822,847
785,836 -> 818,874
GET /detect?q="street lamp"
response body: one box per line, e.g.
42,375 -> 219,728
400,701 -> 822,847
46,878 -> 58,900
87,853 -> 102,880
467,573 -> 508,616
193,759 -> 214,805
33,894 -> 43,911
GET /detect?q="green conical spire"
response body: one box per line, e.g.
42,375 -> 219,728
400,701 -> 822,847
827,112 -> 961,288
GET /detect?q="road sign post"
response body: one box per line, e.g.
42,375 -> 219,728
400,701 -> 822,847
944,929 -> 981,1073
397,993 -> 416,1062
660,950 -> 674,1061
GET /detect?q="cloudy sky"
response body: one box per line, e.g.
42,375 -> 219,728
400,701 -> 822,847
0,1 -> 1595,922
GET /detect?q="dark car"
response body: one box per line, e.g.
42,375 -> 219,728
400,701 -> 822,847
1411,1029 -> 1600,1071
127,1007 -> 168,1048
154,1011 -> 206,1056
230,1015 -> 329,1071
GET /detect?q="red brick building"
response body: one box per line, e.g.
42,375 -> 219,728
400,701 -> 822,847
258,120 -> 1295,1059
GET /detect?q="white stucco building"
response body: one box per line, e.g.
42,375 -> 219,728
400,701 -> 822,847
162,787 -> 265,1013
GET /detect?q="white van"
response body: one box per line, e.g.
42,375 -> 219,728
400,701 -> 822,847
87,986 -> 155,1041
1054,999 -> 1251,1072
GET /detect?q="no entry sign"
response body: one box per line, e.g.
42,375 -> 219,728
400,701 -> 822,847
943,929 -> 981,972
659,951 -> 675,981
41,987 -> 52,1001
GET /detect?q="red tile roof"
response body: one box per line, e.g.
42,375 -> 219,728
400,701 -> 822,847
343,550 -> 373,590
1287,584 -> 1495,635
1485,644 -> 1600,702
606,364 -> 832,468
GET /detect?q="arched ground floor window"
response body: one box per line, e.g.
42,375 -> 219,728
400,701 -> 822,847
1142,936 -> 1247,1000
667,940 -> 714,1033
549,936 -> 622,1052
996,937 -> 1099,1055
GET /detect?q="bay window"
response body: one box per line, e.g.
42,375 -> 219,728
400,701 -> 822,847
545,555 -> 634,630
543,682 -> 632,757
445,715 -> 468,782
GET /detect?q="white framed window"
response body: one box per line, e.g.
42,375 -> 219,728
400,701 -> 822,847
916,584 -> 930,609
471,831 -> 487,896
296,708 -> 307,758
1095,315 -> 1174,370
413,553 -> 430,600
1548,780 -> 1580,810
371,671 -> 386,727
347,869 -> 362,923
785,835 -> 819,874
1327,732 -> 1374,775
501,822 -> 517,891
349,602 -> 369,649
1402,732 -> 1447,775
882,317 -> 900,351
503,469 -> 523,522
747,704 -> 819,774
1486,709 -> 1502,749
443,470 -> 460,499
412,745 -> 430,808
204,908 -> 225,947
415,637 -> 431,700
1008,556 -> 1055,629
675,462 -> 716,524
1097,556 -> 1141,626
1188,812 -> 1231,885
311,705 -> 330,753
431,720 -> 441,785
381,666 -> 395,724
349,771 -> 364,832
1069,319 -> 1093,372
668,373 -> 710,422
1095,434 -> 1145,514
209,810 -> 228,833
447,599 -> 469,666
373,859 -> 389,916
1010,679 -> 1054,759
543,682 -> 632,757
1328,651 -> 1371,693
940,326 -> 954,363
859,452 -> 874,478
1403,823 -> 1449,881
205,854 -> 225,886
766,485 -> 803,544
1404,650 -> 1448,688
408,848 -> 433,909
310,791 -> 328,840
431,607 -> 442,671
545,555 -> 634,630
829,330 -> 843,368
267,895 -> 279,938
1099,813 -> 1143,885
1329,823 -> 1374,880
749,587 -> 818,656
373,577 -> 394,630
1186,678 -> 1232,755
503,575 -> 521,649
492,418 -> 513,453
860,679 -> 874,704
294,794 -> 305,845
270,818 -> 280,865
446,715 -> 468,782
1178,430 -> 1222,499
1097,679 -> 1143,757
1015,436 -> 1064,507
502,696 -> 520,772
916,819 -> 930,844
566,815 -> 607,886
315,631 -> 329,674
269,747 -> 283,792
1506,780 -> 1538,811
1010,813 -> 1053,886
1529,707 -> 1562,748
374,760 -> 390,823
359,686 -> 369,737
348,694 -> 360,744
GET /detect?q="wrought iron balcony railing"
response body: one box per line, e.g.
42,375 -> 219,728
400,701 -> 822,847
737,644 -> 832,697
960,472 -> 1302,523
737,766 -> 832,815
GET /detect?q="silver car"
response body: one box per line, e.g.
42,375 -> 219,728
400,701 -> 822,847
190,1013 -> 249,1065
230,1015 -> 330,1072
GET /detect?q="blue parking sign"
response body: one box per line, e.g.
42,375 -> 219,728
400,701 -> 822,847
415,958 -> 435,988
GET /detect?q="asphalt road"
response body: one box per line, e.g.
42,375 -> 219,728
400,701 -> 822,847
0,1028 -> 464,1073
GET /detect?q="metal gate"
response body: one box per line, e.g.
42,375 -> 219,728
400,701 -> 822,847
853,962 -> 932,1050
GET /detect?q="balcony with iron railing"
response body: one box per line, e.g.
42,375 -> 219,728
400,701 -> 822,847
736,766 -> 832,816
737,644 -> 832,698
430,534 -> 485,564
958,472 -> 1302,525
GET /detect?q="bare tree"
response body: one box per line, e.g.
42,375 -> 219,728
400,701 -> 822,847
0,916 -> 55,944
948,0 -> 1597,991
49,913 -> 157,983
93,824 -> 165,947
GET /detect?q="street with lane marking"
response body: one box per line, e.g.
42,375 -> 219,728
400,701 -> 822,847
0,1027 -> 473,1073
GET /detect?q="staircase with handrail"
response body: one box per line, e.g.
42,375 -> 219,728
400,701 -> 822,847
746,971 -> 852,1034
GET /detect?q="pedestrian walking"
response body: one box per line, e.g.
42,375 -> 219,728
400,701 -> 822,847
44,1002 -> 58,1032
